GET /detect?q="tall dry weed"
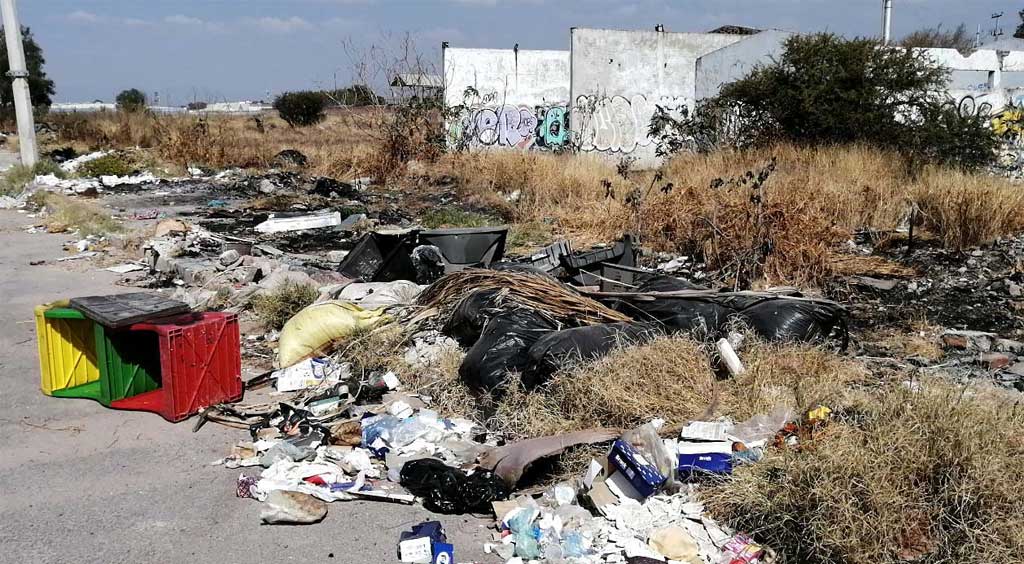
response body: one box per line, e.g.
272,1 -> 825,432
703,380 -> 1024,564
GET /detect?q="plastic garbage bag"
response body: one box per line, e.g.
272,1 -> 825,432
619,297 -> 733,338
637,275 -> 708,292
399,458 -> 510,514
459,309 -> 557,392
522,322 -> 662,388
442,289 -> 501,346
277,301 -> 391,368
735,299 -> 848,348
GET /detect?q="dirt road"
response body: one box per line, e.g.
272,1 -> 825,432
0,209 -> 490,564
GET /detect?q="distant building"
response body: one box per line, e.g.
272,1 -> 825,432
390,73 -> 443,102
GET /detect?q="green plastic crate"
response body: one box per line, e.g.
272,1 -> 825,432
41,307 -> 161,405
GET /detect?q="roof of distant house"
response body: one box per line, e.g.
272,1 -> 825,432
708,25 -> 762,35
391,73 -> 443,89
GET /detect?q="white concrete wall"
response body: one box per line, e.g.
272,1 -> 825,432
570,28 -> 742,166
695,30 -> 795,100
443,47 -> 571,151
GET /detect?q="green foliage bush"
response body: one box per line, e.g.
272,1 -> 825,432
116,88 -> 147,112
273,91 -> 328,127
79,154 -> 131,177
652,34 -> 998,171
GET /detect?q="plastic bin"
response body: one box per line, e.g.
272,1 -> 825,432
36,305 -> 102,399
109,312 -> 242,422
37,305 -> 163,405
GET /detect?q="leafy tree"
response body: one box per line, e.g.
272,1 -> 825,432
273,91 -> 327,127
325,84 -> 380,106
654,33 -> 997,170
901,23 -> 974,55
116,88 -> 147,112
0,26 -> 55,113
1015,10 -> 1024,39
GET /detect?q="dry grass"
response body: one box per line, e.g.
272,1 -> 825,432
445,145 -> 1024,286
48,112 -> 1024,286
703,379 -> 1024,564
47,109 -> 378,179
251,280 -> 319,330
29,191 -> 121,236
913,166 -> 1024,250
485,335 -> 865,441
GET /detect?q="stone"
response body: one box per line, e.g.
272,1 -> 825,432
978,352 -> 1012,370
849,276 -> 898,291
257,267 -> 316,291
995,338 -> 1024,354
258,178 -> 278,194
941,329 -> 995,352
1010,282 -> 1023,297
1006,362 -> 1024,377
153,219 -> 188,237
327,250 -> 349,263
231,265 -> 260,284
218,249 -> 241,267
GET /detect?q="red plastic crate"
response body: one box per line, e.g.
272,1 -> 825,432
109,312 -> 242,422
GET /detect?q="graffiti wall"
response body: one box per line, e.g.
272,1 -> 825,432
443,47 -> 570,151
570,28 -> 742,167
949,88 -> 1024,169
447,104 -> 568,150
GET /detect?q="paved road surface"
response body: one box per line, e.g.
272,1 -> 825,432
0,208 -> 492,564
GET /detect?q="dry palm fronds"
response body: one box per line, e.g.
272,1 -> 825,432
417,269 -> 632,326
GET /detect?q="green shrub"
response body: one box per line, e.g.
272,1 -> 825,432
251,280 -> 319,330
658,33 -> 998,170
78,153 -> 131,177
115,88 -> 147,112
273,91 -> 327,127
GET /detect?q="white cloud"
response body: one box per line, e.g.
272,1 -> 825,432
67,10 -> 103,23
164,14 -> 204,26
244,16 -> 315,34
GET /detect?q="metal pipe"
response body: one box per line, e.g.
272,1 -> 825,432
882,0 -> 893,45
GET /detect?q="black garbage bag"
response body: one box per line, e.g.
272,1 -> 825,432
736,299 -> 848,349
618,298 -> 733,338
522,322 -> 662,388
636,275 -> 708,292
400,458 -> 510,514
459,309 -> 558,392
442,289 -> 502,346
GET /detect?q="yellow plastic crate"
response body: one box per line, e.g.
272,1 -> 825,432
35,302 -> 101,396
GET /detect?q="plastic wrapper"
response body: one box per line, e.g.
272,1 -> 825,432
459,309 -> 557,392
620,423 -> 677,491
399,458 -> 510,514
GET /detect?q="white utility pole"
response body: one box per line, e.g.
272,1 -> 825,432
1,0 -> 36,167
882,0 -> 893,45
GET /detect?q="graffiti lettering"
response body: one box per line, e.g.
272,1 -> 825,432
574,94 -> 690,154
448,104 -> 569,151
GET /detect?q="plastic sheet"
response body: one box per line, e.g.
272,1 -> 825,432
522,322 -> 662,388
399,458 -> 510,514
459,310 -> 557,392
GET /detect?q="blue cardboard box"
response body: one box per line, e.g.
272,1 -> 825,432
677,452 -> 733,479
607,439 -> 667,498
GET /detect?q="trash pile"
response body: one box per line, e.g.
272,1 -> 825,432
193,234 -> 850,562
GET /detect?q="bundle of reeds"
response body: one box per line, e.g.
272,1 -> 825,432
417,269 -> 632,326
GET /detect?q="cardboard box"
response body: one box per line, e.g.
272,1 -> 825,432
607,439 -> 667,498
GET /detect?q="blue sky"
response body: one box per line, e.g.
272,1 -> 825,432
22,0 -> 1022,103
